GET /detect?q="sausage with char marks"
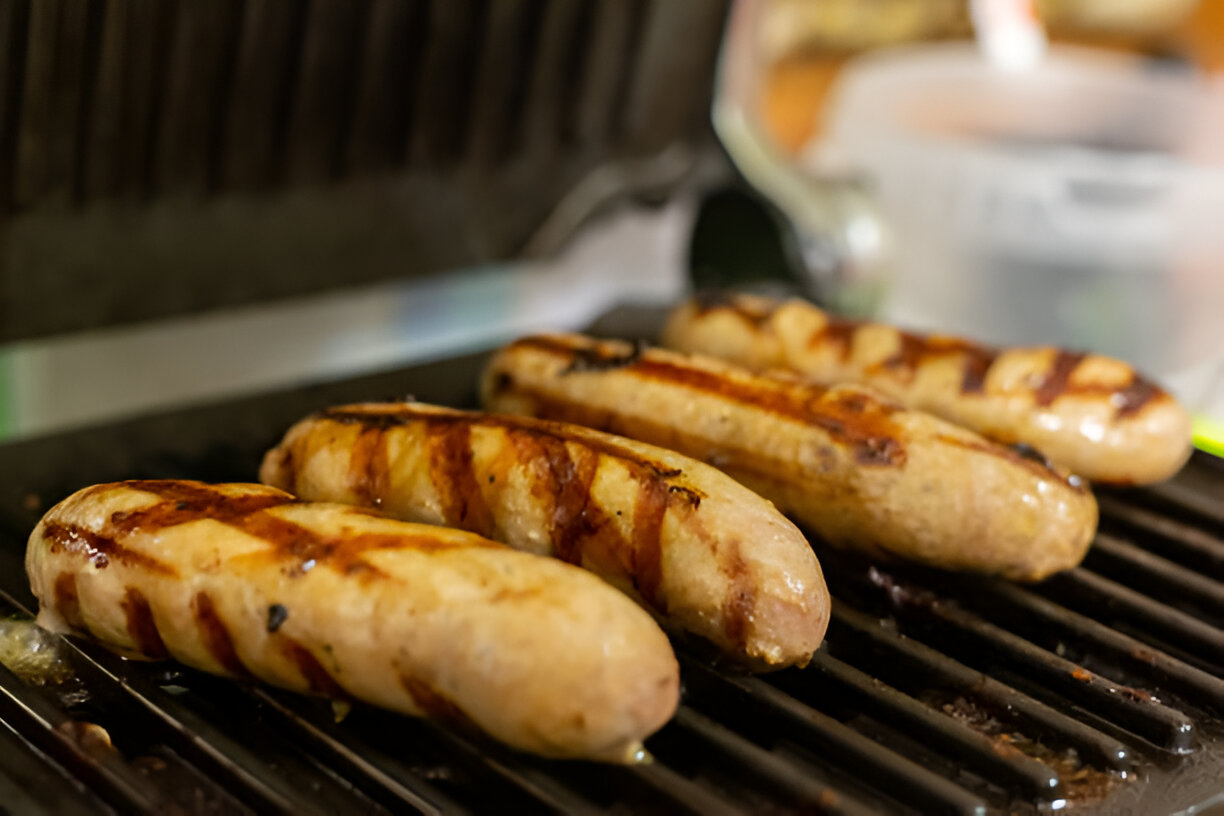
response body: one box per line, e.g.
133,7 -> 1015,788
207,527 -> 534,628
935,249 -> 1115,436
27,480 -> 679,762
482,334 -> 1099,582
662,294 -> 1193,485
260,403 -> 829,670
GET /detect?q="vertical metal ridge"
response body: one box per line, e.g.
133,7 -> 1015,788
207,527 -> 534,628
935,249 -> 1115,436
343,0 -> 424,174
408,0 -> 490,167
220,0 -> 308,192
619,0 -> 726,150
162,0 -> 247,196
794,651 -> 1062,800
283,0 -> 374,184
827,602 -> 1133,770
82,0 -> 129,201
605,0 -> 650,143
573,0 -> 640,146
518,0 -> 588,155
681,658 -> 989,816
69,0 -> 104,206
13,0 -> 61,207
1042,568 -> 1224,674
0,0 -> 30,212
464,0 -> 543,165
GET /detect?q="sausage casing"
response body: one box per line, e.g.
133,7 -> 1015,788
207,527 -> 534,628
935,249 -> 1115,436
661,294 -> 1193,485
260,403 -> 829,670
482,334 -> 1099,582
27,480 -> 679,762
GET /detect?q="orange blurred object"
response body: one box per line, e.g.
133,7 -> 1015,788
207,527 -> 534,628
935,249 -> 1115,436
760,0 -> 1223,156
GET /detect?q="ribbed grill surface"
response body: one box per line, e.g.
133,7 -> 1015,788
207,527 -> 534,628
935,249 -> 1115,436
0,348 -> 1221,815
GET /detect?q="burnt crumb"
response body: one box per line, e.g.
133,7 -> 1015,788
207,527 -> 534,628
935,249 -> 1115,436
668,485 -> 703,508
560,340 -> 646,375
266,604 -> 289,633
649,465 -> 683,479
175,501 -> 190,511
488,474 -> 495,484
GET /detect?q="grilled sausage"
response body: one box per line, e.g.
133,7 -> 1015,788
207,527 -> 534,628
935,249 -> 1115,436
260,403 -> 829,670
27,480 -> 679,762
482,334 -> 1099,582
661,294 -> 1193,485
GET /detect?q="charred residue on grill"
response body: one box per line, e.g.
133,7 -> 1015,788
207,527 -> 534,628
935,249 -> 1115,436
558,339 -> 646,374
266,604 -> 289,633
923,691 -> 1132,804
192,592 -> 252,679
121,587 -> 168,658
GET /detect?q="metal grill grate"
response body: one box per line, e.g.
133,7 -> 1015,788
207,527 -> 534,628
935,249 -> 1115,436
0,344 -> 1221,815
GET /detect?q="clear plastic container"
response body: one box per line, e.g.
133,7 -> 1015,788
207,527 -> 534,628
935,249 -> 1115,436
803,43 -> 1224,413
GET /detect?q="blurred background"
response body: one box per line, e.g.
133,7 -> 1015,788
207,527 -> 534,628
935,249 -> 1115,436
0,0 -> 1222,454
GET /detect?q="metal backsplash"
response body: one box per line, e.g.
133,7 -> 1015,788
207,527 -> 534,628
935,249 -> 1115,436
0,0 -> 728,343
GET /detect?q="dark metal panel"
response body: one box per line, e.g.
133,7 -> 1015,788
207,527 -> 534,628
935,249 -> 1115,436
282,0 -> 372,183
344,0 -> 426,174
152,0 -> 244,196
219,0 -> 306,191
13,0 -> 94,208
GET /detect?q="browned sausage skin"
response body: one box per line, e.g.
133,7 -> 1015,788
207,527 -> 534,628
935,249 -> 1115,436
661,294 -> 1193,485
27,480 -> 680,762
482,334 -> 1099,582
260,403 -> 829,670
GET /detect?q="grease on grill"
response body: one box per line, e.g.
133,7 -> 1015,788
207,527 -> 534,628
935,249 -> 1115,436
925,691 -> 1131,805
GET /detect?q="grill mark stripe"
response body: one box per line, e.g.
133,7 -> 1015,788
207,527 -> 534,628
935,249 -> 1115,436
347,425 -> 389,507
1035,351 -> 1088,407
509,337 -> 907,467
193,592 -> 252,679
631,475 -> 668,612
1113,374 -> 1163,419
322,406 -> 684,480
720,537 -> 755,648
398,673 -> 467,723
282,638 -> 350,699
807,318 -> 858,360
121,587 -> 168,658
53,573 -> 86,631
427,420 -> 493,536
41,521 -> 177,576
